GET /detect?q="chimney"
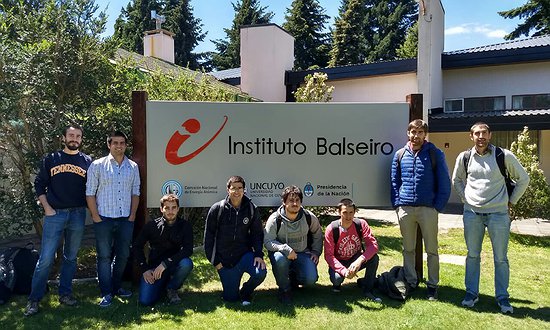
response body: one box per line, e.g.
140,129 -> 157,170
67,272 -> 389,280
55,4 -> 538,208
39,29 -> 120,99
143,29 -> 175,64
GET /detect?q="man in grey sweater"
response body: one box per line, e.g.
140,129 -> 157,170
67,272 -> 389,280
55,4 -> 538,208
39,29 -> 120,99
452,122 -> 529,314
264,185 -> 323,304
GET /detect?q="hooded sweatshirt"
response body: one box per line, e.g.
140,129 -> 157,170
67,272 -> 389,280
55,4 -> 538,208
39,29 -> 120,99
263,205 -> 323,257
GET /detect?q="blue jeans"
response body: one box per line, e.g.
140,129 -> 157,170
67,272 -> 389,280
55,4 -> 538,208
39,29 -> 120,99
29,207 -> 86,301
268,251 -> 318,291
329,254 -> 379,292
463,209 -> 511,300
93,216 -> 134,297
138,258 -> 194,306
217,252 -> 267,302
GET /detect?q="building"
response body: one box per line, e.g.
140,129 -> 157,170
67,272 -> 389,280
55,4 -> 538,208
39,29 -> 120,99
210,1 -> 550,204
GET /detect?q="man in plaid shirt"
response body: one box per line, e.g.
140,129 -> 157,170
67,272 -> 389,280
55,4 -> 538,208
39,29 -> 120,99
86,130 -> 140,308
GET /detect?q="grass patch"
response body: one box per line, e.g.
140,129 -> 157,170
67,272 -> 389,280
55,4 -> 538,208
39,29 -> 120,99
2,221 -> 549,329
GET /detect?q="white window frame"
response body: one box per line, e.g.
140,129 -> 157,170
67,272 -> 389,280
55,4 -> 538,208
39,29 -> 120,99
444,98 -> 464,113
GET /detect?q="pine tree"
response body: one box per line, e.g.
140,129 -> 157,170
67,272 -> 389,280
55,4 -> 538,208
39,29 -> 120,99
329,0 -> 368,66
211,0 -> 274,70
164,0 -> 206,69
499,0 -> 550,40
113,0 -> 206,69
113,0 -> 159,55
282,0 -> 331,70
364,0 -> 417,62
396,21 -> 418,59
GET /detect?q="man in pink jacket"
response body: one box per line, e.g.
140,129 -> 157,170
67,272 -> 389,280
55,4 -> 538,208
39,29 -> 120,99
324,198 -> 381,302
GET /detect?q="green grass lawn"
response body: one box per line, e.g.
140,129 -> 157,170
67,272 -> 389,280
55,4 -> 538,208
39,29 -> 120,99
2,220 -> 549,329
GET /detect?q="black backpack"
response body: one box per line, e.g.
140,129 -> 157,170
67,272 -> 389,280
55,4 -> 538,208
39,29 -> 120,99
376,265 -> 410,301
0,243 -> 39,304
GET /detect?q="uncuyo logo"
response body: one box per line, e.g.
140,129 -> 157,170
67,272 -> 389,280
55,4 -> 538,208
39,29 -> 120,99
165,116 -> 228,165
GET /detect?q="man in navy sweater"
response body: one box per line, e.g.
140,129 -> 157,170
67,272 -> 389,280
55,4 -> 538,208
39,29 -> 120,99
25,124 -> 92,316
390,119 -> 451,300
134,194 -> 193,306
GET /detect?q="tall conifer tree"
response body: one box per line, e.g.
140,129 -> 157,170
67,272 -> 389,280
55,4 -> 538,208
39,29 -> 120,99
499,0 -> 550,40
211,0 -> 274,70
283,0 -> 331,70
329,0 -> 368,66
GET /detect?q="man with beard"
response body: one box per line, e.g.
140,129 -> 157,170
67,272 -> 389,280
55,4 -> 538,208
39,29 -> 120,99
25,124 -> 92,316
134,194 -> 193,306
264,185 -> 323,304
452,122 -> 529,314
390,119 -> 451,301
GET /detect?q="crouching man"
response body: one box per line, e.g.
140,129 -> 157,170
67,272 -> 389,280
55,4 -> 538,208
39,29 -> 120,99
324,198 -> 381,302
264,185 -> 323,304
134,194 -> 193,305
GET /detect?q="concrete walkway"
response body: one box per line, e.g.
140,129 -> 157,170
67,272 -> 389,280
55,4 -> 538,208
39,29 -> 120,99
357,207 -> 550,237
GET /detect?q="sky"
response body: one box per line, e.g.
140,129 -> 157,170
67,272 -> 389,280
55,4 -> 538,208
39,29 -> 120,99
95,0 -> 528,53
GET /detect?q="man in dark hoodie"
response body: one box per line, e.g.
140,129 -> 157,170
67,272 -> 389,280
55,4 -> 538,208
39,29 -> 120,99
204,176 -> 266,305
134,194 -> 193,306
264,185 -> 323,304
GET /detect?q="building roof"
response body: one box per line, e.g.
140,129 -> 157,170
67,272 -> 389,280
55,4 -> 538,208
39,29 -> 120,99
442,35 -> 550,69
444,35 -> 550,55
209,68 -> 242,80
114,49 -> 249,97
429,109 -> 550,132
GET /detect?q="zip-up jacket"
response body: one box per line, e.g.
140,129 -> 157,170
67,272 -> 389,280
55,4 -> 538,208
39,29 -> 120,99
134,216 -> 193,273
204,195 -> 263,268
390,141 -> 451,212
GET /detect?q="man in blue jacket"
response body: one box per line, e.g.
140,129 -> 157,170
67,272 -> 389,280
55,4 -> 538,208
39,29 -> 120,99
390,119 -> 451,300
204,176 -> 266,306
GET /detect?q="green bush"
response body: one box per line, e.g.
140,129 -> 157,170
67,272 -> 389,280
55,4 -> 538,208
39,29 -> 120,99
509,127 -> 550,220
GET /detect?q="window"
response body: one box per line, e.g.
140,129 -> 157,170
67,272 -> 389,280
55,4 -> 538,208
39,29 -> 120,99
491,130 -> 539,153
463,96 -> 505,112
444,99 -> 463,112
512,94 -> 550,109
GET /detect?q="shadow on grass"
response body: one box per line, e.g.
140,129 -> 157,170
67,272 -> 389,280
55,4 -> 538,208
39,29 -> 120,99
375,235 -> 402,254
509,232 -> 550,248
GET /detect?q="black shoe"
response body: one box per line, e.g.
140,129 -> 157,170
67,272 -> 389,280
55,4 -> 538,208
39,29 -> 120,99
289,272 -> 300,289
332,285 -> 342,293
24,300 -> 39,316
427,286 -> 438,301
240,287 -> 252,306
357,278 -> 365,289
278,289 -> 292,305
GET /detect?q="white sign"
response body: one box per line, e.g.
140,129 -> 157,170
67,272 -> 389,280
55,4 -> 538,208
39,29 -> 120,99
146,101 -> 408,207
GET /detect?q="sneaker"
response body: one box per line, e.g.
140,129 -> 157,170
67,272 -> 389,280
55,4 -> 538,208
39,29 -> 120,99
427,287 -> 438,301
24,300 -> 39,316
98,294 -> 112,308
166,288 -> 181,305
461,293 -> 479,307
498,298 -> 514,314
278,289 -> 292,305
364,292 -> 382,303
332,285 -> 342,293
240,288 -> 252,306
115,288 -> 132,298
59,295 -> 78,306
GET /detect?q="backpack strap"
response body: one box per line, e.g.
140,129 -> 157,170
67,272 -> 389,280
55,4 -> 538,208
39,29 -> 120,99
395,147 -> 406,176
462,149 -> 472,178
495,147 -> 507,179
330,220 -> 340,250
429,148 -> 437,171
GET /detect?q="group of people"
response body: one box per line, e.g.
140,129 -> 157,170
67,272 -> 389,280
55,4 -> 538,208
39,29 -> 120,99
391,119 -> 529,314
24,119 -> 529,316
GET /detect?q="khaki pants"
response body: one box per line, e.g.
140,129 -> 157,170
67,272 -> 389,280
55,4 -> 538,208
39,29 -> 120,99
397,206 -> 439,288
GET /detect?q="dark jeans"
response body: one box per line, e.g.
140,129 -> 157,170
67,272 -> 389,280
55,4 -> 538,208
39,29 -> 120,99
138,258 -> 194,306
217,252 -> 267,302
328,253 -> 379,292
268,251 -> 319,292
93,216 -> 134,297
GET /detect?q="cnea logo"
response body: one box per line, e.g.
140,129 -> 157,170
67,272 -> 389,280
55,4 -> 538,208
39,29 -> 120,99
165,116 -> 228,165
